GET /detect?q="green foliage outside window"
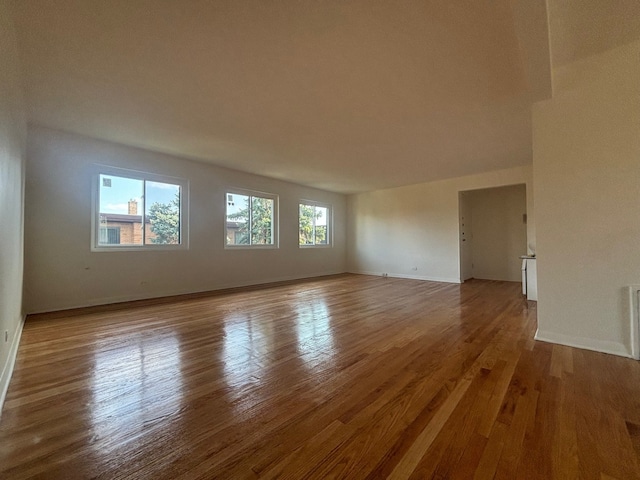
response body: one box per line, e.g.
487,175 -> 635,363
228,195 -> 274,245
148,193 -> 180,244
299,204 -> 328,245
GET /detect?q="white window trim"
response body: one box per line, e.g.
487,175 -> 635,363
91,165 -> 189,252
225,187 -> 279,249
299,199 -> 332,248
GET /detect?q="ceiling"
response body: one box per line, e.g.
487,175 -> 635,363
10,1 -> 640,194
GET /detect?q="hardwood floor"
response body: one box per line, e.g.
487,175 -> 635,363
1,274 -> 640,479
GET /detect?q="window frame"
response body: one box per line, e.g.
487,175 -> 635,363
91,165 -> 189,252
225,188 -> 279,249
299,200 -> 332,248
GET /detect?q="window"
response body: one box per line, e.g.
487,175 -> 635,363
299,201 -> 331,246
99,227 -> 121,245
93,166 -> 188,250
226,190 -> 278,247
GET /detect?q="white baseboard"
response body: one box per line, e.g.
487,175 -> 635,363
0,315 -> 25,417
349,270 -> 461,284
629,285 -> 640,360
534,328 -> 632,358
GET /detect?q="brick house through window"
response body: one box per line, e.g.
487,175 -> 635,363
98,200 -> 156,245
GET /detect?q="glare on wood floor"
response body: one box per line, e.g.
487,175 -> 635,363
1,274 -> 639,479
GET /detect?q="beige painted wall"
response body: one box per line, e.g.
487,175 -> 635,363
533,39 -> 640,357
24,127 -> 347,313
0,0 -> 27,408
347,166 -> 534,283
466,185 -> 527,282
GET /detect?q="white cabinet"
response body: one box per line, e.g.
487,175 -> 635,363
520,256 -> 537,301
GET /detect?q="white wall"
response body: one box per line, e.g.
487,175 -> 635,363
533,40 -> 640,357
0,0 -> 27,411
347,166 -> 534,283
466,184 -> 527,282
24,127 -> 347,313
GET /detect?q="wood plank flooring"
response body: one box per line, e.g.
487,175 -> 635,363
1,274 -> 640,479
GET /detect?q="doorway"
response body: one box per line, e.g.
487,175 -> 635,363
459,184 -> 527,282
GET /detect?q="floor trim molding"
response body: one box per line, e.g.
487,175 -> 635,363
535,328 -> 631,358
0,315 -> 25,417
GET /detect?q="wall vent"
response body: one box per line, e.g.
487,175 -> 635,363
630,285 -> 640,360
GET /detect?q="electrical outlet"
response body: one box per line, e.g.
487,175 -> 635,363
411,266 -> 418,271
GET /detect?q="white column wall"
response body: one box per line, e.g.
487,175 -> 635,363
533,40 -> 640,357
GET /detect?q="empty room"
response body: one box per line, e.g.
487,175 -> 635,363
1,1 -> 640,478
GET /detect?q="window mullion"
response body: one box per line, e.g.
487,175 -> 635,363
141,180 -> 146,245
248,196 -> 253,245
312,206 -> 317,245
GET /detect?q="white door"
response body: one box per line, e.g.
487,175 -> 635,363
458,192 -> 473,281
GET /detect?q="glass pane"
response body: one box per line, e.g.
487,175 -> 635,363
250,196 -> 273,245
99,227 -> 108,244
299,204 -> 315,245
98,174 -> 144,246
145,181 -> 181,245
226,193 -> 249,245
315,206 -> 328,245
